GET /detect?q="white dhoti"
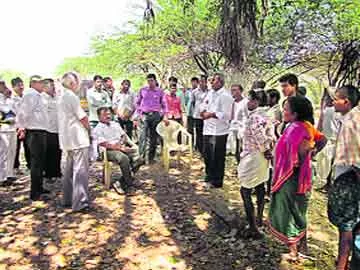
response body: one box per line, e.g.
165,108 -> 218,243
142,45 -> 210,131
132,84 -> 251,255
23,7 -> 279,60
226,130 -> 237,155
238,151 -> 269,189
0,125 -> 17,181
316,139 -> 336,181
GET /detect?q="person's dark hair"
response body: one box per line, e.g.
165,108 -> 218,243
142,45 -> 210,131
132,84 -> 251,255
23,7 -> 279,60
287,96 -> 314,124
248,90 -> 267,106
11,77 -> 23,87
147,73 -> 157,80
298,86 -> 307,96
267,89 -> 281,103
251,80 -> 266,90
338,85 -> 360,108
103,77 -> 112,82
168,76 -> 178,83
97,106 -> 110,117
231,84 -> 244,92
121,79 -> 131,86
200,74 -> 208,80
43,78 -> 54,83
279,73 -> 299,88
93,75 -> 103,81
191,77 -> 199,83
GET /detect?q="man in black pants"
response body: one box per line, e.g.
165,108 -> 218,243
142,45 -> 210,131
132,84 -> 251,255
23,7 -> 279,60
17,75 -> 49,200
201,73 -> 233,188
42,78 -> 62,180
191,75 -> 208,156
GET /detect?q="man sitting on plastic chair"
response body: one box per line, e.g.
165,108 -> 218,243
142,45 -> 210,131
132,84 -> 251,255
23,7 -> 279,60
93,107 -> 145,194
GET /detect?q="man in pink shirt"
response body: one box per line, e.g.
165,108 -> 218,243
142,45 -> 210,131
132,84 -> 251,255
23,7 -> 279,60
136,74 -> 168,163
165,83 -> 182,124
165,83 -> 183,143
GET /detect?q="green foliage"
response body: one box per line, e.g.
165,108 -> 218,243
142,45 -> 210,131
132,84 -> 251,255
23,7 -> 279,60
56,0 -> 360,94
0,69 -> 27,86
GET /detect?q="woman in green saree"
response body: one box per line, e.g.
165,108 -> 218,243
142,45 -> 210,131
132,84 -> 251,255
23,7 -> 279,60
269,96 -> 327,261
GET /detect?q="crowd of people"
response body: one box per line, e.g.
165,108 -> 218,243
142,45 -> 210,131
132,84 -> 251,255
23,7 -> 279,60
0,71 -> 359,269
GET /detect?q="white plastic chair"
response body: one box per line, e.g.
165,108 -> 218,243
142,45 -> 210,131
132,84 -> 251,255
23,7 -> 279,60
156,120 -> 193,172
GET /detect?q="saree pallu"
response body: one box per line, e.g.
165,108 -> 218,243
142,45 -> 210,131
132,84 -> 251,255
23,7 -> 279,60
269,170 -> 310,245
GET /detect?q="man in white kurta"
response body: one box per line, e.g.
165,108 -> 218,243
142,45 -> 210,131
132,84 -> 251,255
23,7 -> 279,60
316,96 -> 339,188
228,84 -> 248,162
0,81 -> 17,183
58,72 -> 91,212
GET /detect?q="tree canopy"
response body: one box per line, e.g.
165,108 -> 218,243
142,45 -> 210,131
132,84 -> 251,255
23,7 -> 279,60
56,0 -> 360,95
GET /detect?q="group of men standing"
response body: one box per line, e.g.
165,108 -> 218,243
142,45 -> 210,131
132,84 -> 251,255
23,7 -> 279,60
0,74 -> 90,211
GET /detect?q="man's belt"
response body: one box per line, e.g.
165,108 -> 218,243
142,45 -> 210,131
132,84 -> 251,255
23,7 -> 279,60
143,111 -> 159,116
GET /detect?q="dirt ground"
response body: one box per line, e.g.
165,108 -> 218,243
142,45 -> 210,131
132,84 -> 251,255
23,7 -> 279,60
0,153 -> 338,270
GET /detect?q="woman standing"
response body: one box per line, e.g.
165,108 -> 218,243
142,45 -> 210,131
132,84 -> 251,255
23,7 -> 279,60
268,96 -> 327,260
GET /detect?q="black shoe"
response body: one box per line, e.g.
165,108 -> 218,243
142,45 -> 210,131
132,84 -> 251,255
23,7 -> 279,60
30,195 -> 41,201
112,181 -> 126,195
31,194 -> 50,201
41,189 -> 51,194
75,206 -> 92,213
148,159 -> 156,165
61,202 -> 72,208
132,158 -> 145,173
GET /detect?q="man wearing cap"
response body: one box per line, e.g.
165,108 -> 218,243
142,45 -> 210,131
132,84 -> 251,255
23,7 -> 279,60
17,75 -> 50,200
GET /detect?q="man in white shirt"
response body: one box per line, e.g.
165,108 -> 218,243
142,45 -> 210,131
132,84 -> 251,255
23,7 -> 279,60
0,81 -> 17,183
94,107 -> 144,194
191,75 -> 208,156
103,77 -> 115,100
42,78 -> 62,181
58,72 -> 91,212
230,84 -> 248,163
201,73 -> 233,188
17,75 -> 50,200
86,75 -> 111,128
317,90 -> 340,190
10,77 -> 31,172
112,79 -> 136,139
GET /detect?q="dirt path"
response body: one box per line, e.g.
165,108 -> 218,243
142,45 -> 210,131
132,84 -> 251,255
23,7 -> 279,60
0,154 -> 337,270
